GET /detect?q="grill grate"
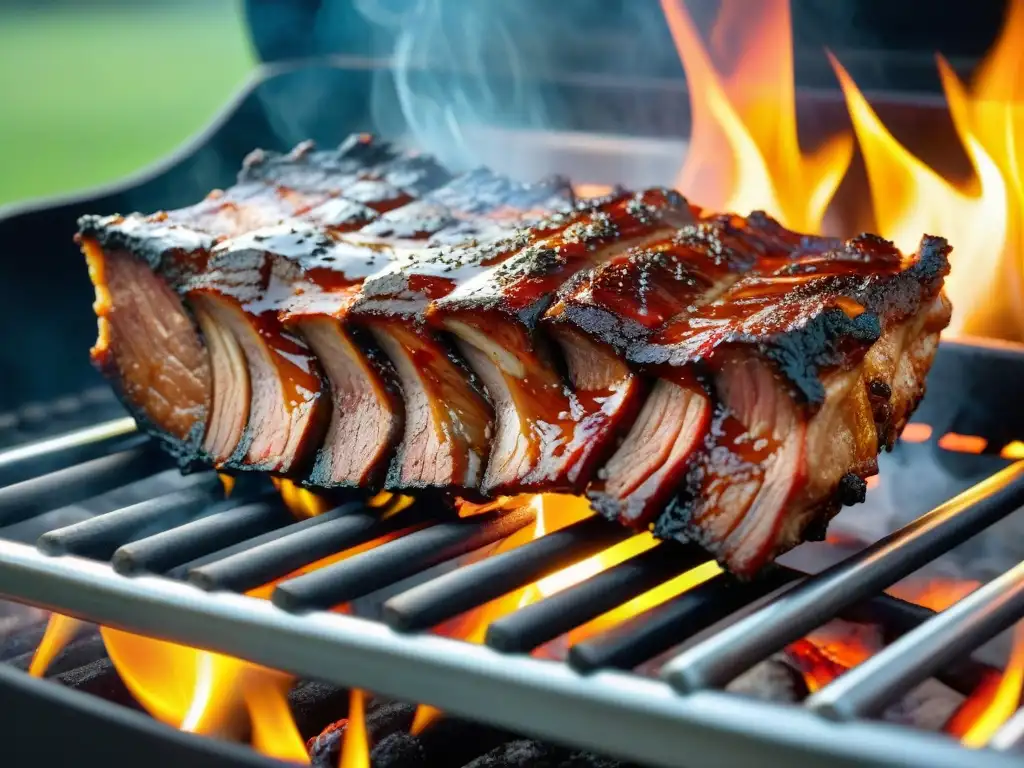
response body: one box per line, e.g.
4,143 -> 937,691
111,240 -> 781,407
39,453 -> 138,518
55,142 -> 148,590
0,345 -> 1024,767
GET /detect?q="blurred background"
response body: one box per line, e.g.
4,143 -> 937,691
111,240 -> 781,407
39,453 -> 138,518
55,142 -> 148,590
0,0 -> 254,207
0,0 -> 1006,208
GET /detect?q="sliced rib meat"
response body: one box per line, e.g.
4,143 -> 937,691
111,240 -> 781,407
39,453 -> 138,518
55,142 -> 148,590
651,235 -> 951,576
267,169 -> 573,490
81,242 -> 210,461
81,136 -> 449,471
428,189 -> 695,495
578,212 -> 841,526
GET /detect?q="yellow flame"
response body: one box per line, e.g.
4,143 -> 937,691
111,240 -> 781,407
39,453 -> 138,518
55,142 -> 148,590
662,0 -> 851,232
569,560 -> 722,644
380,493 -> 415,519
271,477 -> 333,519
28,613 -> 83,677
410,704 -> 442,736
101,632 -> 309,762
830,52 -> 1010,339
246,672 -> 310,763
367,491 -> 394,508
961,623 -> 1024,747
340,689 -> 369,768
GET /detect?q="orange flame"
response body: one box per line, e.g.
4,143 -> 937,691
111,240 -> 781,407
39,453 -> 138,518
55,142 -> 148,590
660,0 -> 1024,341
100,631 -> 309,762
784,639 -> 852,693
96,525 -> 409,761
218,472 -> 236,498
662,0 -> 852,232
339,689 -> 369,768
413,494 -> 720,727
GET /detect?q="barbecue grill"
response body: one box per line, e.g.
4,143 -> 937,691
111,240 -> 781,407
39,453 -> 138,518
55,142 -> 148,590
2,2 -> 1024,766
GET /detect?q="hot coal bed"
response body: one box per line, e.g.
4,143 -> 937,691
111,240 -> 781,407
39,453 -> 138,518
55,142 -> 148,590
6,1 -> 1024,767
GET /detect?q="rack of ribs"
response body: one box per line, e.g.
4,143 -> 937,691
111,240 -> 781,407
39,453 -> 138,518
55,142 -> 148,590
77,135 -> 952,577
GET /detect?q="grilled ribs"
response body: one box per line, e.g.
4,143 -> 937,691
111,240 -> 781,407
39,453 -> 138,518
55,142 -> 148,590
77,135 -> 952,577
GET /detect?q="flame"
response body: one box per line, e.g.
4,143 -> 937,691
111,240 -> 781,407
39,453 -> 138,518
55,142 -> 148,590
455,494 -> 532,518
95,526 -> 407,760
1002,441 -> 1024,460
271,477 -> 333,519
218,472 -> 236,498
340,689 -> 369,768
28,613 -> 83,677
565,559 -> 721,645
950,623 -> 1024,746
658,0 -> 1024,340
830,53 -> 1013,338
366,490 -> 416,518
662,0 -> 852,232
100,630 -> 309,763
414,494 -> 720,728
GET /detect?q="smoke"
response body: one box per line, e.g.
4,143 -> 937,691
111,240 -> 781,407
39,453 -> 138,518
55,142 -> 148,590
351,0 -> 686,173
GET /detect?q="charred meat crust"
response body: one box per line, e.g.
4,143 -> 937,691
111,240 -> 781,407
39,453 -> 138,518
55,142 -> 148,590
631,234 -> 951,404
268,171 -> 572,490
652,292 -> 950,577
429,188 -> 696,329
77,135 -> 448,273
351,174 -> 575,320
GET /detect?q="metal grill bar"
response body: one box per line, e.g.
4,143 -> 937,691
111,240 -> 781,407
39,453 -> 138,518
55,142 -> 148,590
568,569 -> 797,672
272,509 -> 536,612
0,411 -> 1023,767
112,500 -> 291,575
0,540 -> 1015,768
382,515 -> 630,632
0,445 -> 162,527
0,416 -> 139,487
662,461 -> 1024,692
37,482 -> 219,559
187,504 -> 423,593
485,543 -> 708,653
806,560 -> 1024,720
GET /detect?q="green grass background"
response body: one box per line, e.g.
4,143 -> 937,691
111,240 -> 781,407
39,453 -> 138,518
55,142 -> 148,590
0,2 -> 255,207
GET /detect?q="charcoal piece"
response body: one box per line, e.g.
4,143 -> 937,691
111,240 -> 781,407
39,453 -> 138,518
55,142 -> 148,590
288,680 -> 351,739
54,658 -> 141,711
556,753 -> 635,768
309,699 -> 417,766
7,630 -> 102,676
724,655 -> 810,703
415,715 -> 518,768
0,622 -> 49,665
371,732 -> 428,768
462,740 -> 563,768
